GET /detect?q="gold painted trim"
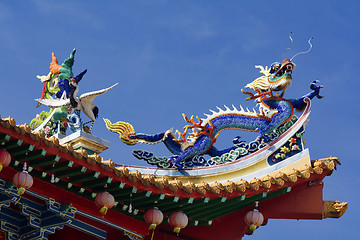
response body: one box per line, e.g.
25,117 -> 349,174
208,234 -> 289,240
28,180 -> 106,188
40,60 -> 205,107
323,200 -> 348,219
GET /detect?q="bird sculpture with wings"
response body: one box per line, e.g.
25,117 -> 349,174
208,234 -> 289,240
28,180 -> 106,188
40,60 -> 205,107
31,49 -> 117,136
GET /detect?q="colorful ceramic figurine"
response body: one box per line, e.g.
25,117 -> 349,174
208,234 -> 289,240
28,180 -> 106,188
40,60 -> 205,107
31,49 -> 117,135
35,72 -> 117,132
31,50 -> 78,135
105,40 -> 323,169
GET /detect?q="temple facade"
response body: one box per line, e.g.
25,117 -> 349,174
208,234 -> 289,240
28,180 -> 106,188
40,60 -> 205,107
0,49 -> 347,240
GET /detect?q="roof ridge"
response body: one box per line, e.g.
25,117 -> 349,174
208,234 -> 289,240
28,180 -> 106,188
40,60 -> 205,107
0,116 -> 340,199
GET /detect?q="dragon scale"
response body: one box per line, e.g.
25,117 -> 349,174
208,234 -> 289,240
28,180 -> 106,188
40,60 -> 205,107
200,101 -> 292,137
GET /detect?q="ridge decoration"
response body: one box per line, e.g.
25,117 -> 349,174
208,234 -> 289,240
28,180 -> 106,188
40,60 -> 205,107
105,57 -> 323,169
30,49 -> 117,138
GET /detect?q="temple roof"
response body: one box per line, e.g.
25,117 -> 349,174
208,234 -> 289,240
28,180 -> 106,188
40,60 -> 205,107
0,114 -> 348,239
0,116 -> 340,197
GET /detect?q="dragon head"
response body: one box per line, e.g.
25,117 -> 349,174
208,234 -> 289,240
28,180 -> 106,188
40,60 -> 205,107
268,58 -> 295,91
245,58 -> 296,93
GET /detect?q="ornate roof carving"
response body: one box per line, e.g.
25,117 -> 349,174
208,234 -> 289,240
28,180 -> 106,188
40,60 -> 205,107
0,116 -> 343,200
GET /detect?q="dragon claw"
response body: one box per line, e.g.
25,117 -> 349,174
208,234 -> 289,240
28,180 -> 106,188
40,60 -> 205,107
170,157 -> 184,170
309,80 -> 324,99
233,136 -> 242,144
176,163 -> 184,170
256,128 -> 270,142
261,134 -> 270,142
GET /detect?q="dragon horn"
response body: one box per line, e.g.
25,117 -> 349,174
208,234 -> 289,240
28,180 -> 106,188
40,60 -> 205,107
103,118 -> 138,145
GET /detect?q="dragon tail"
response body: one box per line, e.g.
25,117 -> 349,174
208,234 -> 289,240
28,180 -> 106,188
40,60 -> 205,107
103,118 -> 138,145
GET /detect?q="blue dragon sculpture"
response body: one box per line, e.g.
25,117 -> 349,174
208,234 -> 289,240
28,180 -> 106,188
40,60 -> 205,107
104,58 -> 323,169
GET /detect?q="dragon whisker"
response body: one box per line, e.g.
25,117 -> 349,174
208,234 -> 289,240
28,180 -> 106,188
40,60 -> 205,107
283,32 -> 293,59
290,37 -> 313,61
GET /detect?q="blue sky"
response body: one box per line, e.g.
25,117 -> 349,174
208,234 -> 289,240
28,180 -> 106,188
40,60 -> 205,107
0,0 -> 358,239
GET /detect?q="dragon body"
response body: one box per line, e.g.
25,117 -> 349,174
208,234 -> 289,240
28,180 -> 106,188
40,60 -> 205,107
105,58 -> 323,169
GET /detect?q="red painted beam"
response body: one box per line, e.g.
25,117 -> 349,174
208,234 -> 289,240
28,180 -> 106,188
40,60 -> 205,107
146,176 -> 328,240
0,166 -> 149,237
259,180 -> 324,220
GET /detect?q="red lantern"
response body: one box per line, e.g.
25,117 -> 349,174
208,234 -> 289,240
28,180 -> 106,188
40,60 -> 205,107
169,211 -> 188,234
145,208 -> 164,230
245,209 -> 264,231
144,208 -> 163,240
13,171 -> 33,196
95,192 -> 115,215
0,149 -> 11,172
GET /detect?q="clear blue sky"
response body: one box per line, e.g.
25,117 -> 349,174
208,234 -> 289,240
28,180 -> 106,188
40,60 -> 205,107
0,1 -> 358,239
